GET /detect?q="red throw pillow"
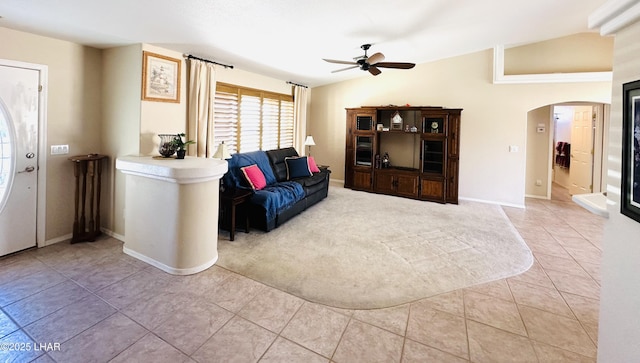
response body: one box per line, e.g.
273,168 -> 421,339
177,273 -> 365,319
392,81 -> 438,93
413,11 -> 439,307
241,164 -> 267,190
308,156 -> 321,173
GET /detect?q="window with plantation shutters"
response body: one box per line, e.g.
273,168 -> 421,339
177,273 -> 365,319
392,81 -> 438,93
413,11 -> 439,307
262,97 -> 280,151
213,84 -> 239,154
279,99 -> 294,148
213,83 -> 294,154
239,92 -> 261,152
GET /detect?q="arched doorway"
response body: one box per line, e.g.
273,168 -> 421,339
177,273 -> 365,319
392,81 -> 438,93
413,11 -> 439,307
525,102 -> 609,201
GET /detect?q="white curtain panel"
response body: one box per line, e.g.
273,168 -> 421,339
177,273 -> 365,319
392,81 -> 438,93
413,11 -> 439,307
293,85 -> 308,155
187,59 -> 216,157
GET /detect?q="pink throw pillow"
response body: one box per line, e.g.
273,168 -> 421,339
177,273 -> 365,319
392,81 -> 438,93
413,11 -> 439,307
308,156 -> 321,173
241,164 -> 267,190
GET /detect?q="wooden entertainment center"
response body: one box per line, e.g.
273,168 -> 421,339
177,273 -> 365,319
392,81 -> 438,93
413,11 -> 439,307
344,106 -> 462,203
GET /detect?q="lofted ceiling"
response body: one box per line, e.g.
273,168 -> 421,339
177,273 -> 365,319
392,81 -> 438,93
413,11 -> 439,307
0,0 -> 608,87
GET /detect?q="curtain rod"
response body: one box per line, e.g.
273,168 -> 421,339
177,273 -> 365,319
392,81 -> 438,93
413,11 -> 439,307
287,81 -> 308,88
184,54 -> 233,69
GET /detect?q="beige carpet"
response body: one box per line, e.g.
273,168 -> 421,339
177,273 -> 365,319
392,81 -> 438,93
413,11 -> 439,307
217,187 -> 533,309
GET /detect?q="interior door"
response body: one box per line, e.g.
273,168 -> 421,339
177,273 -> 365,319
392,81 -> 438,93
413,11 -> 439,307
569,106 -> 594,195
0,65 -> 39,256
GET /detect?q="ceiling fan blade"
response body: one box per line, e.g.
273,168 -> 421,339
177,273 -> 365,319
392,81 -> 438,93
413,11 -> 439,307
368,66 -> 382,76
323,58 -> 358,65
367,52 -> 385,65
332,65 -> 359,73
374,62 -> 416,69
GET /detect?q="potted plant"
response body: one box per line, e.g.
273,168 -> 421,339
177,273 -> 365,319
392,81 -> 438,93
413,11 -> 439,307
171,133 -> 195,159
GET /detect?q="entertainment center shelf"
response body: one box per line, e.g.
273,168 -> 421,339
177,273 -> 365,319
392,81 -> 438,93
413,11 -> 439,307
344,106 -> 462,203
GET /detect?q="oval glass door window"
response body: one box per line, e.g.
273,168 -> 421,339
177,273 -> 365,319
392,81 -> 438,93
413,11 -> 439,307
0,103 -> 15,213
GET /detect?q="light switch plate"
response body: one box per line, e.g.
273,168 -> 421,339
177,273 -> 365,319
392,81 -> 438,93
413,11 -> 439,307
50,144 -> 69,155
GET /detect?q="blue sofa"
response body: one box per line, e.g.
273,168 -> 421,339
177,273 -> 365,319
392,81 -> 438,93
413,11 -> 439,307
222,147 -> 331,231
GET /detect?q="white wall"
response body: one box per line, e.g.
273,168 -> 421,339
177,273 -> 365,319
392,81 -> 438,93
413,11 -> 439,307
597,19 -> 640,363
310,49 -> 611,207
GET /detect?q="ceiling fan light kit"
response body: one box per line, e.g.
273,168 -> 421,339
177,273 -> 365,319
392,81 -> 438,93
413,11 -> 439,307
324,44 -> 415,76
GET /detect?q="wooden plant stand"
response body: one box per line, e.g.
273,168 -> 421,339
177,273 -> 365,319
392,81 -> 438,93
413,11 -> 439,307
69,154 -> 107,243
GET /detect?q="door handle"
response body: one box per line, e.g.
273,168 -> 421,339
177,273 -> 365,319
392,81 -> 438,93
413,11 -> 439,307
17,166 -> 35,174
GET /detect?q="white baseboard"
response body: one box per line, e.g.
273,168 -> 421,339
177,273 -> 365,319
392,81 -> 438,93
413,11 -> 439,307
39,228 -> 124,248
524,194 -> 549,200
41,233 -> 72,247
101,228 -> 124,242
459,196 -> 525,209
123,246 -> 217,275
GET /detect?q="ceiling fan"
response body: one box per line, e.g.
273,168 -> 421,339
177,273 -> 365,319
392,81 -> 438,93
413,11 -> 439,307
323,44 -> 416,76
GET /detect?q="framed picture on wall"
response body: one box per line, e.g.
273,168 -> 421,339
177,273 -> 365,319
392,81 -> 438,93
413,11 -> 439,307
621,79 -> 640,223
142,51 -> 181,103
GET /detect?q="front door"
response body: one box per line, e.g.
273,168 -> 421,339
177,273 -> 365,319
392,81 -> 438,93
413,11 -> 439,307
569,106 -> 594,195
0,64 -> 39,256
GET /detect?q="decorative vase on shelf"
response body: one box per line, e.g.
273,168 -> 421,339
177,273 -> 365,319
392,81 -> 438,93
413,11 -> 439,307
158,134 -> 177,157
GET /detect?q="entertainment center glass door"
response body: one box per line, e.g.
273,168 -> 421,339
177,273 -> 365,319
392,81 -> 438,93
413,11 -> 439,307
422,139 -> 444,174
423,115 -> 446,134
356,115 -> 373,131
355,136 -> 373,166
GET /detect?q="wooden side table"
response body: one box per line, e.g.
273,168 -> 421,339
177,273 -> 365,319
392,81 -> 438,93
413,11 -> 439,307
69,154 -> 107,243
219,188 -> 252,241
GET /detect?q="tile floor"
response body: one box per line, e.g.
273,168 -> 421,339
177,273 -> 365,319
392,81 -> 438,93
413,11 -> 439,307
0,188 -> 604,362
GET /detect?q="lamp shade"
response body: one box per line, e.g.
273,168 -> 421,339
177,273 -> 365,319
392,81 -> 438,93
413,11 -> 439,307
304,136 -> 316,146
213,141 -> 231,159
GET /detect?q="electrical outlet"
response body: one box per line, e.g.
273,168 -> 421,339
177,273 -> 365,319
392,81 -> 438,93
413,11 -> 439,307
509,145 -> 519,153
50,144 -> 69,155
535,179 -> 542,186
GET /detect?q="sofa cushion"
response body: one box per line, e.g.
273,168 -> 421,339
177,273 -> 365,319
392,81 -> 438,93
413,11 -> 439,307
250,181 -> 305,221
294,169 -> 329,188
241,164 -> 267,190
285,156 -> 312,179
224,150 -> 277,189
266,147 -> 299,182
308,156 -> 321,173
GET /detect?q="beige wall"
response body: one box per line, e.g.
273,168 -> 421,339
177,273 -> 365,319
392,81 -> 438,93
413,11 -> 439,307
505,32 -> 614,74
0,26 -> 103,241
103,44 -> 188,237
525,106 -> 552,197
598,19 -> 640,362
102,44 -> 142,237
1,26 -> 295,241
310,48 -> 611,206
105,45 -> 293,237
216,67 -> 292,95
140,44 -> 188,156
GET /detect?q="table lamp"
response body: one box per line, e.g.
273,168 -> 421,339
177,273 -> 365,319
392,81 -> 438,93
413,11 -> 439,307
213,141 -> 231,160
304,136 -> 315,156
